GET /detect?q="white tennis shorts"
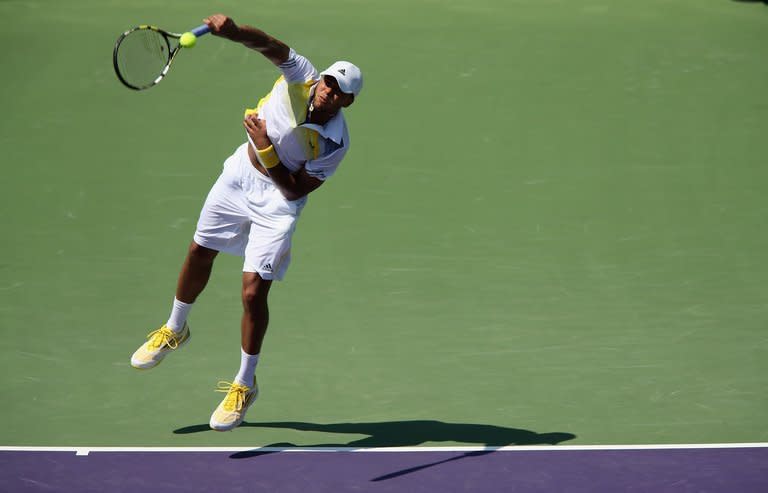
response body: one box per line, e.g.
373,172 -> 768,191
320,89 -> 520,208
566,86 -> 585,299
193,143 -> 307,280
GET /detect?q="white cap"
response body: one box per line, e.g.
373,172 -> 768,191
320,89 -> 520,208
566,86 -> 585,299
320,61 -> 363,97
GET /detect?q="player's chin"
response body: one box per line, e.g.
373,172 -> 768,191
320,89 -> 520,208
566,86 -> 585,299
322,101 -> 344,114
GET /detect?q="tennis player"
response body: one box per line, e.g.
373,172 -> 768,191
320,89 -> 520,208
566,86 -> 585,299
130,14 -> 362,431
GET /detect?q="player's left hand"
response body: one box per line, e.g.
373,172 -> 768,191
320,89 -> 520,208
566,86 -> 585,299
244,113 -> 272,150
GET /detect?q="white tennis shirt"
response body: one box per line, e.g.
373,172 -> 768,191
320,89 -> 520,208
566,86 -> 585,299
244,49 -> 350,181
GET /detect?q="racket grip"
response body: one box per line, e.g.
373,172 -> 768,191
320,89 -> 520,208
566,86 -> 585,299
191,24 -> 210,37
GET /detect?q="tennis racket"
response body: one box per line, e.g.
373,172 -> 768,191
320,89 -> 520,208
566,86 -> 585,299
113,24 -> 210,90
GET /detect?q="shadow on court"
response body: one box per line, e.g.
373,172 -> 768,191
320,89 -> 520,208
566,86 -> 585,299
174,420 -> 575,480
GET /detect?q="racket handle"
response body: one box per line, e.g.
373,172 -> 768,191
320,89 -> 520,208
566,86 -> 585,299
191,24 -> 210,37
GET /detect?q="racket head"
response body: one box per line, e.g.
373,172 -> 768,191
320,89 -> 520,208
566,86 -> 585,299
113,25 -> 179,90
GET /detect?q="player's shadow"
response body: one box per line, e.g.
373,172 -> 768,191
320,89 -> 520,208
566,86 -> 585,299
174,419 -> 576,481
731,0 -> 768,5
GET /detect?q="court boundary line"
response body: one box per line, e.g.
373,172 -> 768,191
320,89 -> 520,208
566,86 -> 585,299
1,443 -> 767,456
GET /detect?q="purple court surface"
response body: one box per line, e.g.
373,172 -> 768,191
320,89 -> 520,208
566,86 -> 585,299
2,445 -> 767,492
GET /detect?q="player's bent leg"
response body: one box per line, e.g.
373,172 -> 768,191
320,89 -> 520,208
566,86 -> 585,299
130,242 -> 216,370
176,241 -> 219,303
131,322 -> 191,369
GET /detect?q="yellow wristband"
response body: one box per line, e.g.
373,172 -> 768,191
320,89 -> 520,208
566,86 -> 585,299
255,144 -> 280,169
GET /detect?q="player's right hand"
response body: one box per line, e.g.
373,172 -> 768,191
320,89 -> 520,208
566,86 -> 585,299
204,14 -> 238,39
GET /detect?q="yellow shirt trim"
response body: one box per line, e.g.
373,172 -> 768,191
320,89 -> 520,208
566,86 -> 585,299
244,76 -> 321,161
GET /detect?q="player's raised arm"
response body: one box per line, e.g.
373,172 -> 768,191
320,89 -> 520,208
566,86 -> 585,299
203,14 -> 290,66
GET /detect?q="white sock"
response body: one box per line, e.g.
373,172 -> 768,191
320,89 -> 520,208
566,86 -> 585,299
166,298 -> 193,333
234,349 -> 260,387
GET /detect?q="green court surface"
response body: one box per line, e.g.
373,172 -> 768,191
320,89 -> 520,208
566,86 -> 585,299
1,0 -> 766,448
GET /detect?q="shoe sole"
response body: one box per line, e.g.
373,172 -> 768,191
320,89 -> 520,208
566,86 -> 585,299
130,332 -> 191,370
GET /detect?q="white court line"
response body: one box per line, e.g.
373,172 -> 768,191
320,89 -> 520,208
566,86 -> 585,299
1,443 -> 767,456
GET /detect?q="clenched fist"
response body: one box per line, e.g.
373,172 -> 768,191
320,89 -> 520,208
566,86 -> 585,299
203,14 -> 239,40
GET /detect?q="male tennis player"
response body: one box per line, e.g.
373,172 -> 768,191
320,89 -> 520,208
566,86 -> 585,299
130,14 -> 362,431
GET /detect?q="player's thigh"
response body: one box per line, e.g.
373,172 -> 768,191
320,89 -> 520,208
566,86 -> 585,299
243,191 -> 305,280
193,162 -> 251,256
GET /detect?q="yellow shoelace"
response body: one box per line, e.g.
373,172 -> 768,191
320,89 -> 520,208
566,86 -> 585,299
146,326 -> 181,350
215,381 -> 250,412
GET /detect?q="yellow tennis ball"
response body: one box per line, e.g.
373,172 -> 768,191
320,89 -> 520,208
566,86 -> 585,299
180,32 -> 197,48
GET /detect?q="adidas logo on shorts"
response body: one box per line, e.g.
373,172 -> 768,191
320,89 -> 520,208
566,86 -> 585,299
261,263 -> 273,272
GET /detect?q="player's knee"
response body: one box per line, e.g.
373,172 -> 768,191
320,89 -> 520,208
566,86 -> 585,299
189,241 -> 218,262
242,275 -> 270,309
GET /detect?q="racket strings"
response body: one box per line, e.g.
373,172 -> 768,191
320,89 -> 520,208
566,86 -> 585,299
115,29 -> 171,89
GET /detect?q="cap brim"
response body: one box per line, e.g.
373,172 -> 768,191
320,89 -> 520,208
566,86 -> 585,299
320,72 -> 355,95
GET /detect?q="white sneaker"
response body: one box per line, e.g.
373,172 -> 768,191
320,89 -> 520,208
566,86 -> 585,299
209,378 -> 259,431
130,323 -> 190,369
